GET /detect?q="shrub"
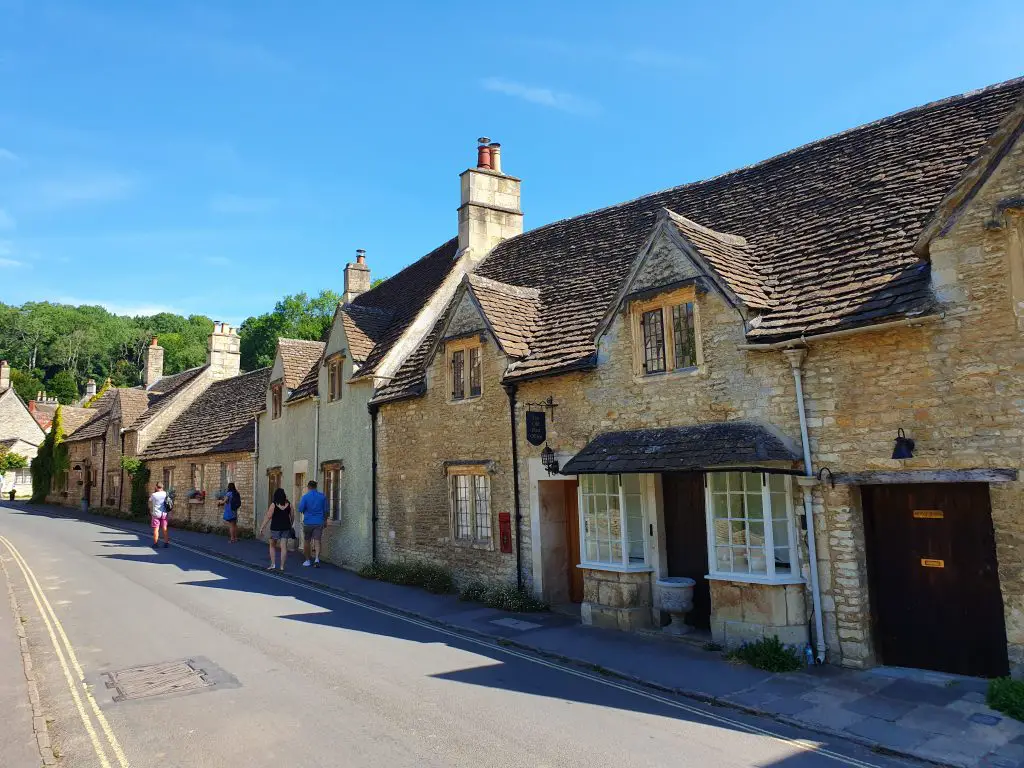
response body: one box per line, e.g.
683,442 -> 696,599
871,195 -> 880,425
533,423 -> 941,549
988,678 -> 1024,721
459,581 -> 548,612
725,636 -> 803,672
359,560 -> 454,594
121,457 -> 150,518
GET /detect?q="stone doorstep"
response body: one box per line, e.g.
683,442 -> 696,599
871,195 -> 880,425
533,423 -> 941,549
40,506 -> 1022,768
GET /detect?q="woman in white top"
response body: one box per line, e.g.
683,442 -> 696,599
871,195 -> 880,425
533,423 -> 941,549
149,482 -> 171,549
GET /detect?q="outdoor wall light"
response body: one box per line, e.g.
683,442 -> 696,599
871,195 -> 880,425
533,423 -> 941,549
892,428 -> 915,460
541,445 -> 560,475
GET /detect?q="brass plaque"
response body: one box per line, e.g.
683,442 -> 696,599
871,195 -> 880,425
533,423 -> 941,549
921,558 -> 945,568
913,509 -> 944,519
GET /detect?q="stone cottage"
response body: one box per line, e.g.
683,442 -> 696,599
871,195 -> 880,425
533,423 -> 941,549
60,323 -> 243,510
371,78 -> 1024,678
254,157 -> 516,567
139,367 -> 270,533
0,361 -> 46,497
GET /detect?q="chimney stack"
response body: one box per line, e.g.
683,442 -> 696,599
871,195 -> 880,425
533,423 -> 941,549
0,360 -> 9,393
207,322 -> 241,380
85,378 -> 97,398
143,336 -> 165,388
343,249 -> 372,304
459,137 -> 523,258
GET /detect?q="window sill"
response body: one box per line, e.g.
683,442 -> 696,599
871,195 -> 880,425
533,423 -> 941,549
453,538 -> 494,551
578,563 -> 654,574
448,395 -> 483,405
705,573 -> 805,586
633,366 -> 703,383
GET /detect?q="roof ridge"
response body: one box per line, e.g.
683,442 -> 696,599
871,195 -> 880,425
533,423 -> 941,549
493,76 -> 1024,247
351,236 -> 459,307
664,209 -> 749,247
278,337 -> 326,346
467,273 -> 541,300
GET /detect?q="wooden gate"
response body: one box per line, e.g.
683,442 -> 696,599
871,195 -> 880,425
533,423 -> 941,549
862,483 -> 1008,677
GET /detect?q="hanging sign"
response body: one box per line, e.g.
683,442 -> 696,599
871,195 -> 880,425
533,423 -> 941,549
525,411 -> 546,446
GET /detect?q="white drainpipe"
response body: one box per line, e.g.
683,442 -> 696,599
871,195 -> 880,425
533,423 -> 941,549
313,397 -> 320,483
782,347 -> 827,663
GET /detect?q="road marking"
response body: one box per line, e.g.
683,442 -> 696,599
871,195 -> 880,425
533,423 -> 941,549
0,534 -> 130,767
144,535 -> 883,768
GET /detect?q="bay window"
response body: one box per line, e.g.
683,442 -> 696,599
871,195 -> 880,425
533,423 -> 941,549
706,471 -> 797,581
579,474 -> 648,569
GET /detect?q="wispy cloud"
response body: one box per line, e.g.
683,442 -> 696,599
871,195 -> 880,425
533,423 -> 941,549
0,257 -> 24,268
55,296 -> 183,317
209,193 -> 276,214
205,255 -> 232,266
0,208 -> 15,230
32,173 -> 135,209
0,148 -> 17,162
481,78 -> 601,116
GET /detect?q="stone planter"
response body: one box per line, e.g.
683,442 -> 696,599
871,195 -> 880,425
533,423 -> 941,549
656,577 -> 696,635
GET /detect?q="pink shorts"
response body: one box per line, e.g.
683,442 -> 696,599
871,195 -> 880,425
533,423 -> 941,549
151,515 -> 168,529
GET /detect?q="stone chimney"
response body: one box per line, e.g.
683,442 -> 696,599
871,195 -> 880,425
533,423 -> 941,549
85,378 -> 97,398
0,360 -> 9,393
143,337 -> 164,388
207,322 -> 241,379
343,249 -> 372,304
458,137 -> 523,257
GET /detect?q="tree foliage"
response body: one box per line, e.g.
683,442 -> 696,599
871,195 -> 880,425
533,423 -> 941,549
10,368 -> 44,403
0,450 -> 29,473
239,290 -> 341,370
30,405 -> 68,502
47,370 -> 80,405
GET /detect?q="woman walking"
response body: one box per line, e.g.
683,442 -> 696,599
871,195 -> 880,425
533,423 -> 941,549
258,488 -> 294,570
149,481 -> 171,549
223,482 -> 242,543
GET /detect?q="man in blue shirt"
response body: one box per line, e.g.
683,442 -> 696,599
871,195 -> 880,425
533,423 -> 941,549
298,480 -> 328,568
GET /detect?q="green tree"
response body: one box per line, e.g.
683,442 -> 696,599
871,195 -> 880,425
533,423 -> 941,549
10,368 -> 44,403
0,451 -> 28,473
110,360 -> 140,388
239,290 -> 340,371
47,370 -> 80,405
30,405 -> 68,502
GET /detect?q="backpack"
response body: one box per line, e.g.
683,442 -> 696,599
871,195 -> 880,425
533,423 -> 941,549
165,494 -> 174,512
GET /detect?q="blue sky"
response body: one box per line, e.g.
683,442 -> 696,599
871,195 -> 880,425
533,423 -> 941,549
1,1 -> 1021,324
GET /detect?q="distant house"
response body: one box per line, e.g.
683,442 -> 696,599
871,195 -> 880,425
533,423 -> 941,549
139,367 -> 270,533
0,361 -> 45,496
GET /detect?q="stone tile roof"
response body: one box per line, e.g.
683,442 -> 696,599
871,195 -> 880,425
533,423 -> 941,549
277,339 -> 325,389
140,368 -> 271,460
350,237 -> 460,380
55,405 -> 95,435
341,305 -> 394,363
666,211 -> 771,310
129,366 -> 208,432
466,274 -> 541,359
115,389 -> 153,429
560,422 -> 801,475
64,390 -> 118,442
286,360 -> 322,403
460,77 -> 1023,382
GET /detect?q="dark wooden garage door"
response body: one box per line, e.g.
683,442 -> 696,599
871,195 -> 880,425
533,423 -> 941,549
862,483 -> 1008,678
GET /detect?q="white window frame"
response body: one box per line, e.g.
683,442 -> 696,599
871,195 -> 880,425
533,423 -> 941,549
578,473 -> 651,572
327,357 -> 344,402
448,467 -> 492,546
322,463 -> 342,522
704,471 -> 802,585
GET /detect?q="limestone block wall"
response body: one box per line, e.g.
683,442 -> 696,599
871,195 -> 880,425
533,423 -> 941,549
147,451 -> 256,534
710,581 -> 808,649
581,570 -> 653,632
376,333 -> 520,586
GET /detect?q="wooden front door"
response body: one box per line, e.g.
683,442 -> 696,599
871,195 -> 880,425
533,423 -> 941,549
662,472 -> 710,630
863,483 -> 1008,677
563,481 -> 583,603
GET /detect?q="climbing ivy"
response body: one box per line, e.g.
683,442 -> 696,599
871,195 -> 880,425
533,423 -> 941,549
85,377 -> 111,408
30,406 -> 69,502
120,456 -> 150,518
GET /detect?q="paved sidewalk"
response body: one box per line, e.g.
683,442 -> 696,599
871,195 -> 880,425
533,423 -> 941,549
29,503 -> 1024,768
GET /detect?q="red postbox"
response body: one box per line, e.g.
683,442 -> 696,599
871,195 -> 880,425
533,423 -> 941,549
498,512 -> 513,554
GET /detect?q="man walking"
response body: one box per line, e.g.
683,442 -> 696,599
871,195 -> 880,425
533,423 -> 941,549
149,481 -> 171,549
299,479 -> 327,567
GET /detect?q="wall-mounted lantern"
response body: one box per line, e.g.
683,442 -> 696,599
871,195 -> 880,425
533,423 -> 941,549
892,428 -> 915,460
541,444 -> 560,475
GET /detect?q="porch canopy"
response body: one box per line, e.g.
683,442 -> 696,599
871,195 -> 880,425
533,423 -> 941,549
559,421 -> 802,475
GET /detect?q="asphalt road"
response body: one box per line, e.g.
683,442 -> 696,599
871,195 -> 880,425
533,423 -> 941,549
0,503 -> 916,768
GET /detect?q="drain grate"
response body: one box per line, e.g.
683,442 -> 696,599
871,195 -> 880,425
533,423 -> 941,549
104,659 -> 210,702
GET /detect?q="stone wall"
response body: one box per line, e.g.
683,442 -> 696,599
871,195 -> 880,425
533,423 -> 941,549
581,570 -> 653,631
147,451 -> 256,534
376,332 -> 520,586
710,581 -> 808,649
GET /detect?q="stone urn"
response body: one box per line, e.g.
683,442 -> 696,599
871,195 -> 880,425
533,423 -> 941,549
656,577 -> 696,635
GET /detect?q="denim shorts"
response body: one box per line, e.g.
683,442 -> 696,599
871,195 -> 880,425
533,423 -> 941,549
270,529 -> 289,541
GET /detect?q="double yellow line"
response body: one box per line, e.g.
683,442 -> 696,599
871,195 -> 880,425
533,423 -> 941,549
0,534 -> 130,768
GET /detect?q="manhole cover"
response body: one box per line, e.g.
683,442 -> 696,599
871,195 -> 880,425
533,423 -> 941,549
104,660 -> 210,702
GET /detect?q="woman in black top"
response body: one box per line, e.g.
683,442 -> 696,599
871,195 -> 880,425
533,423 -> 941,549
258,488 -> 294,571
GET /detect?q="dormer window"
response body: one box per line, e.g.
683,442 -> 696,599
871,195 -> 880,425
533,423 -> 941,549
449,338 -> 482,401
327,358 -> 344,402
271,384 -> 282,419
632,287 -> 700,376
